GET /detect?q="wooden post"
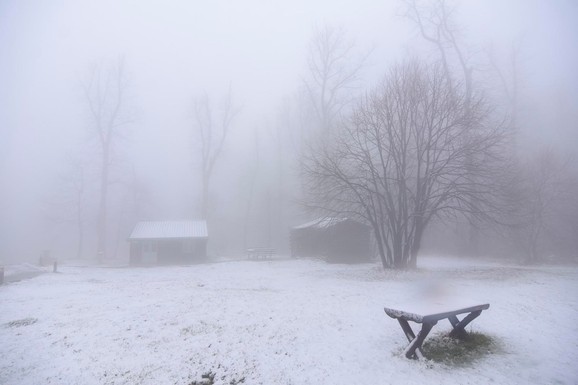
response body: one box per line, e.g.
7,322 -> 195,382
0,266 -> 4,285
53,260 -> 57,273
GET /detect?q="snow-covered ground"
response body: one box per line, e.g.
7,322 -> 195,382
1,256 -> 577,385
2,263 -> 49,283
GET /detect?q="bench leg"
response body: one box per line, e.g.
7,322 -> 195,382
398,318 -> 416,342
398,319 -> 436,360
448,310 -> 482,339
397,319 -> 423,359
403,321 -> 436,359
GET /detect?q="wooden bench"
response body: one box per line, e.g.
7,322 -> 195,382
246,247 -> 276,260
384,303 -> 490,359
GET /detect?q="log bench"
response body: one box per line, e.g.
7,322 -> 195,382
384,303 -> 490,359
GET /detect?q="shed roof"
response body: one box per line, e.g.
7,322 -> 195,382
129,220 -> 208,240
292,217 -> 349,230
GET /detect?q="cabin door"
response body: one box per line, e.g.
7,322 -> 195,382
141,241 -> 157,264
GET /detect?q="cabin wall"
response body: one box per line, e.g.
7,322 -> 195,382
290,221 -> 372,263
129,238 -> 208,266
326,222 -> 372,263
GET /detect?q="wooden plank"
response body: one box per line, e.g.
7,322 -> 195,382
384,307 -> 424,323
385,304 -> 489,324
422,304 -> 489,324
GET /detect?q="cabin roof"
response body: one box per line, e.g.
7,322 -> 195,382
129,220 -> 208,240
292,217 -> 350,230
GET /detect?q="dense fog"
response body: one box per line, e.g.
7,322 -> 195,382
1,0 -> 577,264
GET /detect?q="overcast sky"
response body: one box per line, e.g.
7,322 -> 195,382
1,0 -> 577,261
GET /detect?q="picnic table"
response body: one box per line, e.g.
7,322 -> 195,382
384,302 -> 490,359
246,247 -> 276,260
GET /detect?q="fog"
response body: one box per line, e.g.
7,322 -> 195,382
1,0 -> 577,263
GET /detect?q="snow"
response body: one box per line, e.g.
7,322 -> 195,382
384,302 -> 489,324
129,220 -> 208,239
2,263 -> 48,283
292,217 -> 348,229
1,256 -> 577,384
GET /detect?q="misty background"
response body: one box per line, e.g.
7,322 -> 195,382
1,0 -> 577,264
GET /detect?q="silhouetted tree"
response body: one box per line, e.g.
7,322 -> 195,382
81,58 -> 132,261
303,25 -> 369,135
191,87 -> 240,219
303,60 -> 506,269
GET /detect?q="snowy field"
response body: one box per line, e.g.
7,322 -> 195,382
1,256 -> 577,385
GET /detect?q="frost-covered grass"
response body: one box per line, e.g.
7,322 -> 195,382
423,331 -> 499,366
0,256 -> 577,385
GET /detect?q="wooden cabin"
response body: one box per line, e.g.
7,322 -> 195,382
290,217 -> 372,263
128,220 -> 208,266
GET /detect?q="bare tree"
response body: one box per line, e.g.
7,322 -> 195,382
192,87 -> 240,219
243,129 -> 260,250
303,25 -> 369,135
82,58 -> 131,261
404,0 -> 473,102
303,60 -> 505,269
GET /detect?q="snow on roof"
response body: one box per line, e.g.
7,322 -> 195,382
292,217 -> 349,230
129,220 -> 208,240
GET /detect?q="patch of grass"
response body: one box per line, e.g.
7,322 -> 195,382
188,370 -> 245,385
4,317 -> 38,328
189,371 -> 215,385
422,331 -> 500,366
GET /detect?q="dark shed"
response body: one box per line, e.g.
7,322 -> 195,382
290,217 -> 372,263
128,220 -> 208,265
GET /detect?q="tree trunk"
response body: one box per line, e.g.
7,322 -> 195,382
393,235 -> 405,269
409,220 -> 425,269
370,221 -> 389,269
243,136 -> 259,250
96,146 -> 109,262
77,206 -> 83,260
201,173 -> 209,219
76,185 -> 83,260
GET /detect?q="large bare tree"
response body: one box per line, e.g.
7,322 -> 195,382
303,60 -> 506,269
192,87 -> 240,219
82,58 -> 131,261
